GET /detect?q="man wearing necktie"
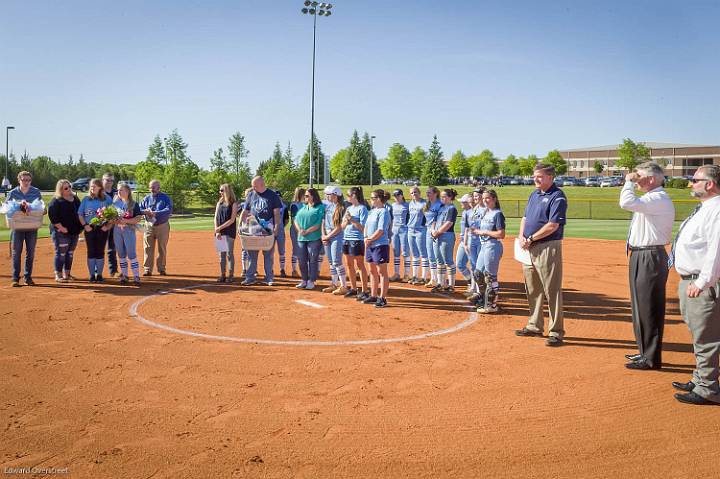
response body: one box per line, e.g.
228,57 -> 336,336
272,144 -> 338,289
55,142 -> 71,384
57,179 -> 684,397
671,165 -> 720,406
619,162 -> 674,370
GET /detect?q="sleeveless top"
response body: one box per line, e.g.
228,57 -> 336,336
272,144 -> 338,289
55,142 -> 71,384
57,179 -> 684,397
216,202 -> 237,238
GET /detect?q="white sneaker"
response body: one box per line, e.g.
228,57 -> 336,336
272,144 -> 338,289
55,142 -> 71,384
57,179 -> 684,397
296,281 -> 307,289
305,281 -> 315,290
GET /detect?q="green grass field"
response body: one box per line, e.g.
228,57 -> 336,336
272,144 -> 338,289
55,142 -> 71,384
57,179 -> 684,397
0,184 -> 694,242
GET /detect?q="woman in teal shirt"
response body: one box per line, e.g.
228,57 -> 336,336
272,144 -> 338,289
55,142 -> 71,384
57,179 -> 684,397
293,188 -> 325,290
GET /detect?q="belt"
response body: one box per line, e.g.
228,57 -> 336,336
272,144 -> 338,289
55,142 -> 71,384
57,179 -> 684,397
680,274 -> 699,280
628,245 -> 665,251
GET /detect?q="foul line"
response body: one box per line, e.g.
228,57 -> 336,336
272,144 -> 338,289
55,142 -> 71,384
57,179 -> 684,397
128,284 -> 478,347
295,299 -> 325,309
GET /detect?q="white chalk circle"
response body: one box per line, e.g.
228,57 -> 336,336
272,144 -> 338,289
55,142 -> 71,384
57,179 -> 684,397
128,284 -> 478,347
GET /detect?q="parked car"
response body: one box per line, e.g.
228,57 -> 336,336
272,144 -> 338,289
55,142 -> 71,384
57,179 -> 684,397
584,176 -> 600,187
600,176 -> 622,187
72,177 -> 90,191
125,181 -> 138,190
561,177 -> 583,187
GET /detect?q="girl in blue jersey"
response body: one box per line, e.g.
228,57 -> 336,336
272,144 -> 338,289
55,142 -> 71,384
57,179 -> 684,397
465,188 -> 486,304
423,186 -> 443,288
77,178 -> 113,282
341,186 -> 369,300
389,189 -> 410,282
430,188 -> 459,292
113,181 -> 143,285
363,189 -> 392,308
456,194 -> 474,292
321,185 -> 348,295
406,186 -> 427,285
289,187 -> 306,278
473,189 -> 505,313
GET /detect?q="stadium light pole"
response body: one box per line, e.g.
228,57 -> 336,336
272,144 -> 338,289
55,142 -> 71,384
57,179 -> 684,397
5,126 -> 15,183
301,1 -> 333,188
369,135 -> 376,187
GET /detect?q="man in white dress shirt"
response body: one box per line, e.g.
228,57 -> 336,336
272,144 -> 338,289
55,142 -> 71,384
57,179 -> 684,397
619,162 -> 675,370
671,165 -> 720,406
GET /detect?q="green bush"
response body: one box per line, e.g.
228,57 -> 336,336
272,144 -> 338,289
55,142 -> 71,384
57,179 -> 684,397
666,178 -> 688,189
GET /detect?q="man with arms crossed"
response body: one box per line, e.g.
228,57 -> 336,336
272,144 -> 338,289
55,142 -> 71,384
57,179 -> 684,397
240,176 -> 282,286
620,162 -> 674,370
515,164 -> 568,347
671,165 -> 720,406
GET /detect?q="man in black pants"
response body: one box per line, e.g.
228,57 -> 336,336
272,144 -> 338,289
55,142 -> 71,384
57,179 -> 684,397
619,162 -> 675,370
102,173 -> 118,276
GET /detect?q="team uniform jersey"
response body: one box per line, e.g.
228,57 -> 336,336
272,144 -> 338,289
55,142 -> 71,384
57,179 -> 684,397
343,204 -> 368,241
391,202 -> 410,231
364,207 -> 391,247
78,195 -> 113,225
423,200 -> 443,231
323,202 -> 344,239
436,204 -> 458,237
479,209 -> 506,242
408,200 -> 427,230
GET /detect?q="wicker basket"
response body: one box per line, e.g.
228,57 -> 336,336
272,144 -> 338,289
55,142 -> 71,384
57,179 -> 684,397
239,233 -> 275,251
5,210 -> 44,231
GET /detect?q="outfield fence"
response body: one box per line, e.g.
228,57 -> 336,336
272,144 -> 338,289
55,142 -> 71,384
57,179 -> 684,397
496,198 -> 697,221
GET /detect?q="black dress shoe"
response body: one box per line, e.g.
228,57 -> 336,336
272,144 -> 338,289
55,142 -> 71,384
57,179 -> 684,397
671,381 -> 695,392
515,327 -> 543,337
625,353 -> 642,361
625,359 -> 660,370
674,391 -> 719,406
545,337 -> 564,347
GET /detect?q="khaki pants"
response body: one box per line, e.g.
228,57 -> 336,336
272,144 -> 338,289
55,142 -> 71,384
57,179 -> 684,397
522,239 -> 564,338
143,222 -> 170,274
678,279 -> 720,403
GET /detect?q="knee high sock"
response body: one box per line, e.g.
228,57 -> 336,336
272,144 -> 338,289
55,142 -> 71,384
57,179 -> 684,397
130,259 -> 140,279
421,258 -> 429,280
291,255 -> 298,272
119,258 -> 128,277
336,264 -> 347,287
448,265 -> 456,287
279,253 -> 286,271
438,265 -> 446,288
430,262 -> 438,283
330,263 -> 338,286
412,258 -> 419,278
404,257 -> 410,278
393,256 -> 401,276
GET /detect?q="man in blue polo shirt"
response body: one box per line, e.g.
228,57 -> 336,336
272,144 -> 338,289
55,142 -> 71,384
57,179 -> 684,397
515,163 -> 568,347
239,176 -> 282,286
140,179 -> 173,276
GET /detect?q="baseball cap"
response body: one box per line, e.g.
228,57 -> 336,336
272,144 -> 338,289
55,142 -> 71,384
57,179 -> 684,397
459,194 -> 472,203
323,185 -> 343,196
392,189 -> 403,196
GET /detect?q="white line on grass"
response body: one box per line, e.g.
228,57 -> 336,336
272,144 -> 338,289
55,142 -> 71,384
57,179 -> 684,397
295,299 -> 325,309
128,284 -> 477,347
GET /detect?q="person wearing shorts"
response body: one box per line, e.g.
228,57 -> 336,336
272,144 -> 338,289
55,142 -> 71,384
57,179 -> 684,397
430,188 -> 458,292
364,189 -> 392,308
321,185 -> 348,295
341,186 -> 369,300
406,186 -> 427,285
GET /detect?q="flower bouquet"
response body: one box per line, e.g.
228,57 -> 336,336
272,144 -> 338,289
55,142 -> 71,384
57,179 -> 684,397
90,205 -> 119,227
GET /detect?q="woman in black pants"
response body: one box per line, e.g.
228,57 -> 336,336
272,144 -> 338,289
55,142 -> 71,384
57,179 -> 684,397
77,178 -> 113,282
48,179 -> 82,282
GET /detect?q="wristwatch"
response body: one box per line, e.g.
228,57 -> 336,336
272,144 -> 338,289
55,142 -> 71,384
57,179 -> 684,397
528,234 -> 534,243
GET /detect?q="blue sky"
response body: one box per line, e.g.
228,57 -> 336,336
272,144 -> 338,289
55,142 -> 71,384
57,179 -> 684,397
2,0 -> 719,170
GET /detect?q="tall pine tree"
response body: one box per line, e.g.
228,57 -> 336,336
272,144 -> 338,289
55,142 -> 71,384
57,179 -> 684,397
420,135 -> 448,186
340,131 -> 366,185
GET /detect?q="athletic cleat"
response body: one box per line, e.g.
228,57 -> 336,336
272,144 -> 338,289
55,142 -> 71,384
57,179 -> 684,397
332,286 -> 349,296
280,269 -> 287,278
478,305 -> 499,313
344,288 -> 358,298
431,284 -> 444,293
389,274 -> 401,282
322,285 -> 337,293
296,281 -> 308,289
362,295 -> 378,304
305,281 -> 315,290
356,291 -> 370,302
424,281 -> 436,288
374,297 -> 387,308
443,286 -> 455,293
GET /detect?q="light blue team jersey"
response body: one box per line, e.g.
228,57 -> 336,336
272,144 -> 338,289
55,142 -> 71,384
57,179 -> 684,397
364,207 -> 391,247
343,204 -> 368,241
391,201 -> 410,230
466,206 -> 488,240
323,202 -> 344,239
460,208 -> 472,237
408,199 -> 427,230
423,200 -> 443,231
78,195 -> 113,225
479,208 -> 506,243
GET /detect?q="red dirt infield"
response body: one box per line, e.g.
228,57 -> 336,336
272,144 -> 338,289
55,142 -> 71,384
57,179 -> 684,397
0,232 -> 715,478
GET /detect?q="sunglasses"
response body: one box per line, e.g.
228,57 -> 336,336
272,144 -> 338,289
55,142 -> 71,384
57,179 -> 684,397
690,178 -> 710,184
20,178 -> 31,182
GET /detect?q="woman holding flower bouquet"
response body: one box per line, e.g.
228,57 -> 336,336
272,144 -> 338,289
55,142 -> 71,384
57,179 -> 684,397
77,178 -> 114,282
48,179 -> 82,283
113,181 -> 143,285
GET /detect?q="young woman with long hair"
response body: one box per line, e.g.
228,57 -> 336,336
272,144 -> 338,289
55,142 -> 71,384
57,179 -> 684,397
423,186 -> 443,288
390,189 -> 410,282
466,188 -> 487,305
430,188 -> 459,292
472,189 -> 506,313
363,189 -> 392,307
341,186 -> 370,300
294,188 -> 325,289
456,194 -> 474,291
289,187 -> 306,278
113,181 -> 143,285
48,179 -> 82,282
214,183 -> 239,283
406,186 -> 427,285
77,178 -> 113,282
321,185 -> 348,294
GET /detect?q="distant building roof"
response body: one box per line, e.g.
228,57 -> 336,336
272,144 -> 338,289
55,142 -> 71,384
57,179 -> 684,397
561,142 -> 716,152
